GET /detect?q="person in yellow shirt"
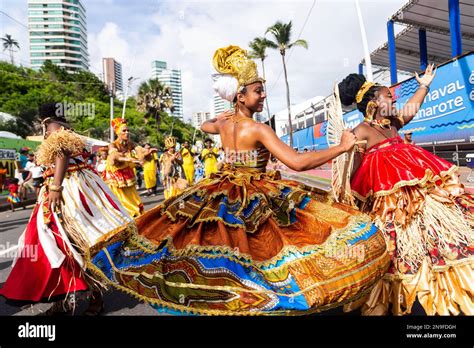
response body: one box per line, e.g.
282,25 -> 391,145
180,140 -> 195,185
200,138 -> 219,177
141,143 -> 159,196
105,118 -> 144,217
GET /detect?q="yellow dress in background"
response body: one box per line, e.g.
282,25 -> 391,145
106,148 -> 144,217
181,147 -> 195,185
201,148 -> 218,178
143,152 -> 158,189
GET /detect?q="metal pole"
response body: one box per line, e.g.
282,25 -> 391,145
418,29 -> 428,70
121,50 -> 137,119
355,0 -> 373,81
387,20 -> 398,84
448,0 -> 462,57
122,78 -> 130,119
110,83 -> 114,143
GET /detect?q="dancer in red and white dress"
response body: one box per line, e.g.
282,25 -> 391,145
338,65 -> 473,316
0,103 -> 134,315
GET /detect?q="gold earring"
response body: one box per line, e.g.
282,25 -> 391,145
365,101 -> 377,121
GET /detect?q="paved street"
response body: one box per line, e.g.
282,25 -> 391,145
0,188 -> 165,316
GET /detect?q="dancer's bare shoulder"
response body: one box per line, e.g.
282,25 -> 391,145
353,122 -> 371,141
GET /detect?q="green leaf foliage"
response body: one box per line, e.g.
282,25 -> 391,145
0,61 -> 203,149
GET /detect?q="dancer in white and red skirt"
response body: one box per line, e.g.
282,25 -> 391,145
0,103 -> 134,315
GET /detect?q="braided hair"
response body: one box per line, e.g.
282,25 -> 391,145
338,73 -> 383,115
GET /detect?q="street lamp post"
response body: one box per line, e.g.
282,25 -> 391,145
355,0 -> 374,82
109,82 -> 115,143
121,76 -> 140,119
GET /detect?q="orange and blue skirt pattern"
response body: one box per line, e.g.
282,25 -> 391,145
90,167 -> 389,315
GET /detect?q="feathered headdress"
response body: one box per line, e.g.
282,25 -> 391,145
111,118 -> 127,135
212,45 -> 265,102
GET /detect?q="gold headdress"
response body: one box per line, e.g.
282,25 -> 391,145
355,81 -> 377,104
164,136 -> 176,149
212,46 -> 265,101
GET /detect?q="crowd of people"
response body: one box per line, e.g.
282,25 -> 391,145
2,124 -> 234,215
0,46 -> 471,317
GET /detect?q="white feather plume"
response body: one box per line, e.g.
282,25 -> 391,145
326,82 -> 357,207
212,74 -> 238,102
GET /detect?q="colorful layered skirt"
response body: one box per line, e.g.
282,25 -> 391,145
348,136 -> 474,315
7,192 -> 20,204
89,166 -> 389,315
0,164 -> 134,302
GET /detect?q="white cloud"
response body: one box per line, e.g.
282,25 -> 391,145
88,22 -> 130,75
1,0 -> 407,122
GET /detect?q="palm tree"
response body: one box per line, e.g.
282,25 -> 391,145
136,78 -> 174,129
265,21 -> 308,148
2,34 -> 20,65
248,37 -> 274,120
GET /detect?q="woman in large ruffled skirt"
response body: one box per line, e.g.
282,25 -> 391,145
87,46 -> 390,315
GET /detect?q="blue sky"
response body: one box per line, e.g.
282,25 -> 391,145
1,0 -> 408,122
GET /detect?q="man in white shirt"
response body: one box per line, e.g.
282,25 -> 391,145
24,154 -> 44,198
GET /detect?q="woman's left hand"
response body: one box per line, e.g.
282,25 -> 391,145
415,63 -> 436,87
48,190 -> 63,213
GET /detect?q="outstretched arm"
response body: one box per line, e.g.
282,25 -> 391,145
108,144 -> 140,165
399,63 -> 436,126
255,124 -> 356,171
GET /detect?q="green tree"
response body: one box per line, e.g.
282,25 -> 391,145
136,79 -> 174,129
265,21 -> 308,148
248,36 -> 274,120
2,34 -> 19,65
0,60 -> 200,149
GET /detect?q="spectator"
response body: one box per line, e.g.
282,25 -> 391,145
404,131 -> 414,145
21,153 -> 35,200
7,178 -> 23,212
95,150 -> 108,180
200,138 -> 219,177
24,154 -> 44,198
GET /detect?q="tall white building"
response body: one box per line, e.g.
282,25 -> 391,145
210,94 -> 233,117
151,60 -> 183,120
192,111 -> 211,129
28,0 -> 89,73
102,57 -> 123,94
